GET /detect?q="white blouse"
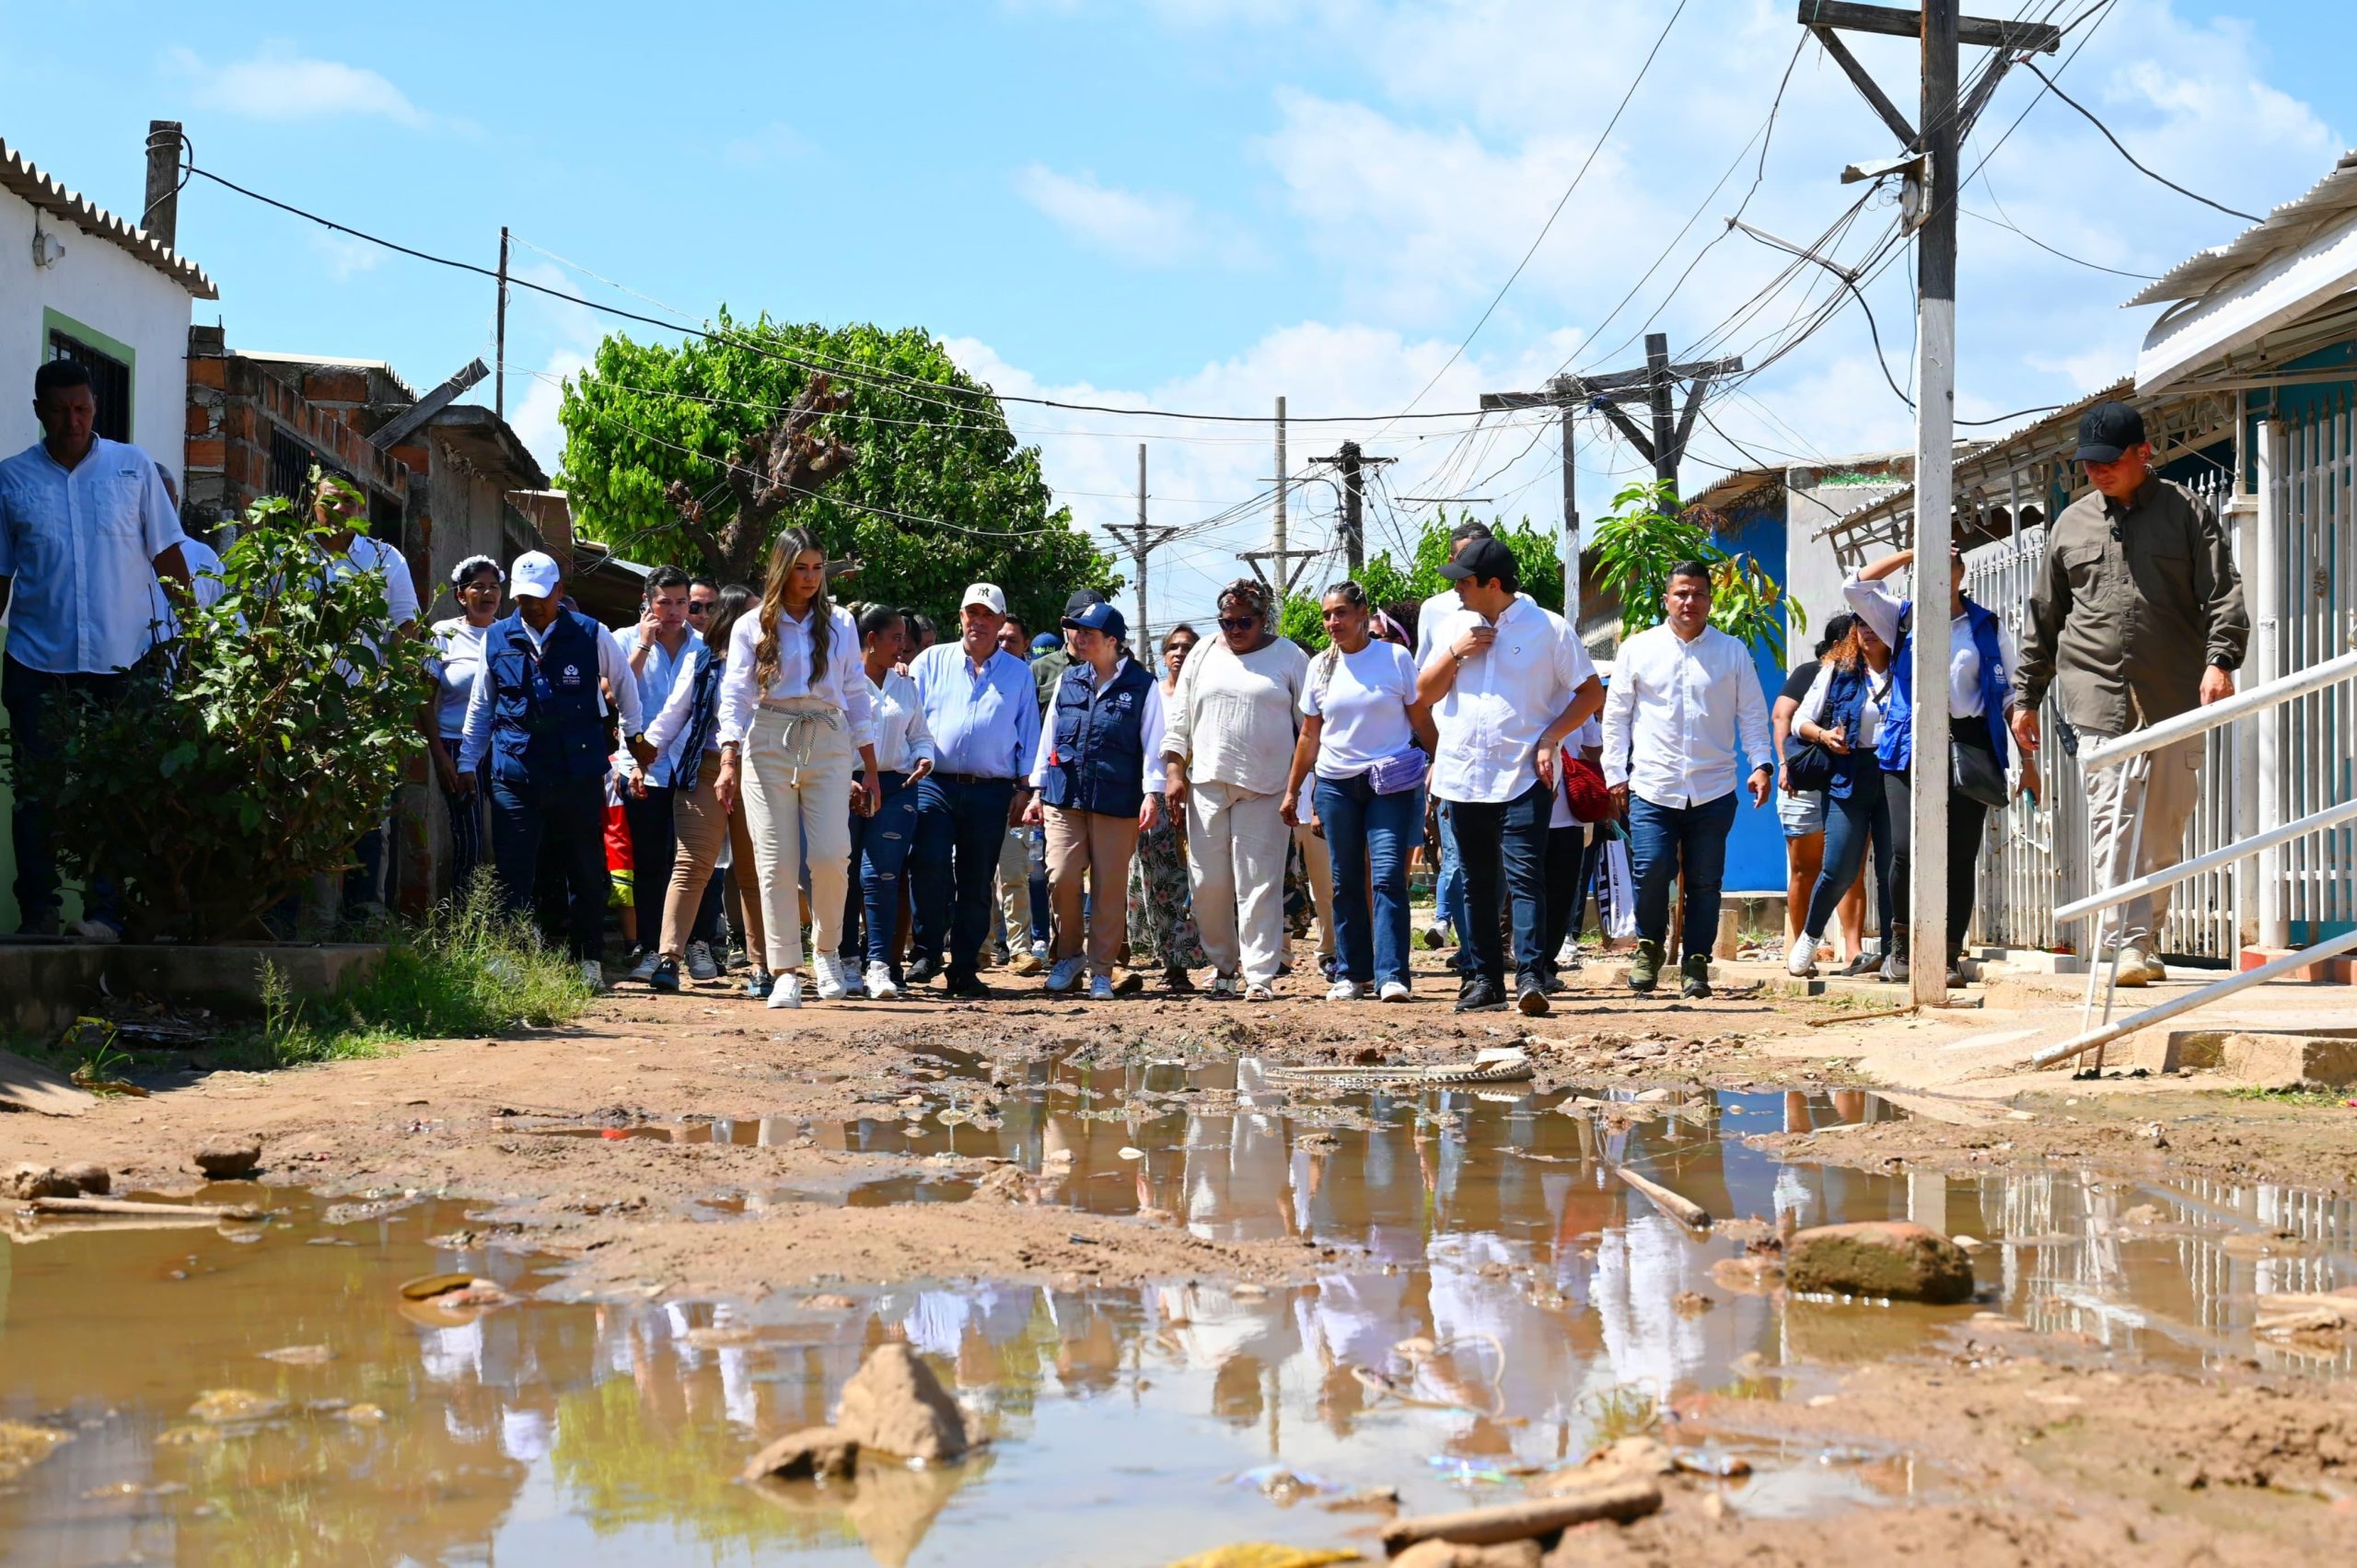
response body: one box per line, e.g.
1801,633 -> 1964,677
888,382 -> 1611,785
862,668 -> 936,773
714,601 -> 876,748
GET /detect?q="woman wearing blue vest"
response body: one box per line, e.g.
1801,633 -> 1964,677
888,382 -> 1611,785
1023,598 -> 1164,1000
1844,545 -> 2039,988
457,551 -> 645,991
1783,616 -> 1893,978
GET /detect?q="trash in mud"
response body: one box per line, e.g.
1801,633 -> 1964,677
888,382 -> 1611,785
1228,1462 -> 1340,1503
398,1271 -> 477,1300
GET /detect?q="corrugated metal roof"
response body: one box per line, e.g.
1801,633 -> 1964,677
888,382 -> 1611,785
0,137 -> 217,299
2127,149 -> 2357,308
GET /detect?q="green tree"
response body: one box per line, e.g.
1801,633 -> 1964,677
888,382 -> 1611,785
1274,508 -> 1562,653
557,312 -> 1118,632
1589,479 -> 1801,661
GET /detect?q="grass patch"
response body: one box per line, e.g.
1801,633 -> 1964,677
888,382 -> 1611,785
2221,1085 -> 2344,1108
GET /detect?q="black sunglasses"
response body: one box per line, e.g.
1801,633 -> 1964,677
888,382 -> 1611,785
686,602 -> 710,614
1217,614 -> 1259,632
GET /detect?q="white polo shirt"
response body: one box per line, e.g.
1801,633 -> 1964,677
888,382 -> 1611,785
0,436 -> 186,674
1422,597 -> 1597,805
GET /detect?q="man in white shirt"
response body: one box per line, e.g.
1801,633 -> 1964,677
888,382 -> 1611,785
1413,519 -> 1496,967
1600,560 -> 1774,998
1417,538 -> 1603,1016
0,359 -> 192,936
614,564 -> 702,980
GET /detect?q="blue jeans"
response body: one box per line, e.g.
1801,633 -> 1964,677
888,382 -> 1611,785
1446,777 -> 1552,988
1628,791 -> 1738,955
1803,768 -> 1892,942
1315,775 -> 1420,990
911,773 -> 1016,981
843,771 -> 921,973
488,773 -> 608,960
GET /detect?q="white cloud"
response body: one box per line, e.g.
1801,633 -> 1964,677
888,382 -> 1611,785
309,231 -> 380,281
722,120 -> 816,168
166,42 -> 435,127
1015,165 -> 1264,268
508,347 -> 590,477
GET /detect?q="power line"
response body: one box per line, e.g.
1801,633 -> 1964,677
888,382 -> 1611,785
2017,60 -> 2262,224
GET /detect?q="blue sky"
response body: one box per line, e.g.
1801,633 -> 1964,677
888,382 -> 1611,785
5,0 -> 2349,619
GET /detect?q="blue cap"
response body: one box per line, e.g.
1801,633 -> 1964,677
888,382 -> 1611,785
1061,599 -> 1128,641
1028,632 -> 1060,656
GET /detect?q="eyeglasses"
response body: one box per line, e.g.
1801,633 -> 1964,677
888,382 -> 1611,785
686,602 -> 710,615
1216,615 -> 1258,632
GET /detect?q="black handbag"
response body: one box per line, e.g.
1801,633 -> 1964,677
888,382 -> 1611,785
1950,732 -> 2009,808
1783,740 -> 1837,794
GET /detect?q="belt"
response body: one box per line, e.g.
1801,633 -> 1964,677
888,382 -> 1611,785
934,770 -> 1017,787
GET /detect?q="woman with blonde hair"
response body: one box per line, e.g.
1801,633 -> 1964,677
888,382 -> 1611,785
714,530 -> 878,1009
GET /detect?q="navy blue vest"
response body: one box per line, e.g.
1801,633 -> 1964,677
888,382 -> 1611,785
1817,658 -> 1877,800
1041,657 -> 1155,818
485,610 -> 610,786
1876,598 -> 2010,773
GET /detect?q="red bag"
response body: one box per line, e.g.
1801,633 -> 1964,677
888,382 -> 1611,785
1561,753 -> 1614,823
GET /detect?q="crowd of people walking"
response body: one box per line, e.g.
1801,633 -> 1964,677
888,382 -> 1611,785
2,356 -> 2246,1012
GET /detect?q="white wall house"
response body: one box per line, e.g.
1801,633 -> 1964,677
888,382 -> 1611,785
0,136 -> 215,483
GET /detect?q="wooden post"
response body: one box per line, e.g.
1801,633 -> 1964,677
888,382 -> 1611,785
495,226 -> 511,421
1645,332 -> 1678,496
1562,404 -> 1581,623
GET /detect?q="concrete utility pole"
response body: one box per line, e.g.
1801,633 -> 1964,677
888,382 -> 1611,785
495,226 -> 511,422
1245,393 -> 1325,596
1110,443 -> 1180,646
142,122 -> 183,249
1481,350 -> 1739,618
1312,440 -> 1397,576
1799,0 -> 2059,1004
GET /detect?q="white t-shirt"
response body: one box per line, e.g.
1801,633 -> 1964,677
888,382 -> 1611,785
1302,640 -> 1418,779
429,617 -> 492,741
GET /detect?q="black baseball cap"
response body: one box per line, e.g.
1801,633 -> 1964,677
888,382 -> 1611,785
1062,588 -> 1108,618
1437,536 -> 1518,587
2075,401 -> 2146,463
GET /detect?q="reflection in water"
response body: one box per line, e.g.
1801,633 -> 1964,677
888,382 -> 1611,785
1,1069 -> 2351,1566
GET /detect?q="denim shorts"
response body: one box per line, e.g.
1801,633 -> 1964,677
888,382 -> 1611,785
1777,787 -> 1827,840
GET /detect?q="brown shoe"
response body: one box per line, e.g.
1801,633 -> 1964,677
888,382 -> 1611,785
1012,953 -> 1046,977
1161,967 -> 1197,994
1111,968 -> 1144,995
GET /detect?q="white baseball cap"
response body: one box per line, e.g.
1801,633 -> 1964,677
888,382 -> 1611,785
511,551 -> 563,599
960,582 -> 1007,615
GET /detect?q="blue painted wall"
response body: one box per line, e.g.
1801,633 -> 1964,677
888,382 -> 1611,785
1709,493 -> 1794,895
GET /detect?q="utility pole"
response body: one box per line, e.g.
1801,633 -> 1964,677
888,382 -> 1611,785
1110,443 -> 1180,645
1481,350 -> 1739,619
1312,440 -> 1397,576
495,226 -> 511,422
1245,393 -> 1324,596
1800,0 -> 2059,1005
142,122 -> 184,250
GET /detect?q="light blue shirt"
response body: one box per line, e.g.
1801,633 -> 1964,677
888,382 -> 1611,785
910,642 -> 1041,781
613,624 -> 702,786
0,436 -> 186,674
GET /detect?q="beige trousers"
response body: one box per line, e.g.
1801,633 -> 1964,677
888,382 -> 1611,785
997,826 -> 1033,953
1187,779 -> 1289,984
2082,731 -> 2204,952
741,703 -> 854,973
1045,805 -> 1142,970
1294,821 -> 1336,960
658,754 -> 766,963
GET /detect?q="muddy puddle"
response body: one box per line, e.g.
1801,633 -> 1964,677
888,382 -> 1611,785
4,1066 -> 2353,1565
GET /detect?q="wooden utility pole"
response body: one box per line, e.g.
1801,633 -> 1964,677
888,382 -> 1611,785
495,226 -> 511,421
1313,441 -> 1397,576
1110,443 -> 1180,645
1481,350 -> 1738,616
1798,0 -> 2058,1003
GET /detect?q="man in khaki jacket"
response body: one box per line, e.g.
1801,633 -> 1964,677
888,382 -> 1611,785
2012,401 -> 2248,983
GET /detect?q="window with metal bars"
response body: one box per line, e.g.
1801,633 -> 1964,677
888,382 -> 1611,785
47,331 -> 132,443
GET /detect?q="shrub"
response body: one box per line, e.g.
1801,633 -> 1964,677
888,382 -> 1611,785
10,495 -> 435,939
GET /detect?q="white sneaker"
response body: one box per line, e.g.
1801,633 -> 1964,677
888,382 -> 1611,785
1090,974 -> 1114,1001
842,964 -> 866,997
865,962 -> 900,1000
812,952 -> 848,1001
67,918 -> 121,944
685,941 -> 719,982
767,973 -> 804,1009
1786,938 -> 1819,978
1045,956 -> 1086,993
579,958 -> 608,993
1326,979 -> 1366,1001
1378,980 -> 1411,1003
1030,939 -> 1051,963
628,949 -> 661,983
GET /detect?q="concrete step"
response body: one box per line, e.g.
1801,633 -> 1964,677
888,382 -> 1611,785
2128,1027 -> 2357,1087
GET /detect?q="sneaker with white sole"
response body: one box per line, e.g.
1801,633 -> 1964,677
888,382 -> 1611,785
812,952 -> 849,1001
842,963 -> 866,997
766,973 -> 804,1009
2112,946 -> 2154,988
685,941 -> 719,982
1786,938 -> 1818,978
67,917 -> 121,944
1090,974 -> 1114,1001
745,970 -> 774,1000
579,958 -> 608,993
627,948 -> 661,984
865,962 -> 900,1000
1045,956 -> 1086,993
1244,981 -> 1275,1002
1325,979 -> 1366,1001
1378,980 -> 1411,1003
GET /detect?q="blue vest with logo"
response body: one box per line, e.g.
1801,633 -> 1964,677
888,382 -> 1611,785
1817,658 -> 1876,801
1041,657 -> 1154,818
485,610 -> 611,786
1876,598 -> 2010,774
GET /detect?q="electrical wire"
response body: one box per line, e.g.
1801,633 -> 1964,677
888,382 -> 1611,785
2017,61 -> 2262,224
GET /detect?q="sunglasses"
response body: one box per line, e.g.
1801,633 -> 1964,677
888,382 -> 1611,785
1217,614 -> 1259,632
686,602 -> 710,615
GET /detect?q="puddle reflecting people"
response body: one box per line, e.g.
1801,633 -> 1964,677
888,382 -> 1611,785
1420,538 -> 1604,1016
714,530 -> 879,1010
1786,615 -> 1895,979
457,550 -> 644,991
1161,578 -> 1310,1001
634,585 -> 772,999
1028,598 -> 1165,1000
1129,622 -> 1212,992
1283,581 -> 1434,1003
1602,560 -> 1774,999
840,603 -> 935,999
1847,541 -> 2035,988
613,566 -> 703,984
2014,401 -> 2247,985
427,555 -> 504,900
907,582 -> 1042,1000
